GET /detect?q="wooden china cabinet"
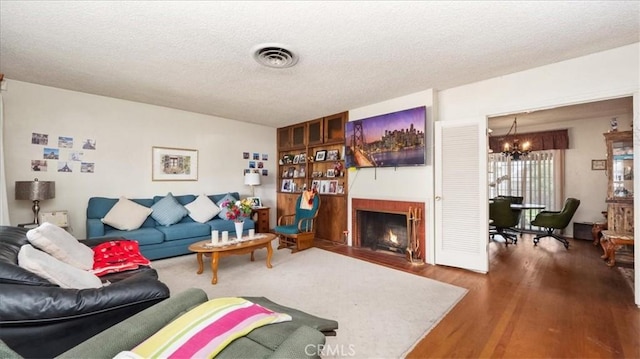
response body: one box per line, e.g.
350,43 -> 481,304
604,131 -> 634,234
598,131 -> 635,267
277,111 -> 348,243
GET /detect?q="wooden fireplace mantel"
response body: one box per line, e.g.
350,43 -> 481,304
351,198 -> 426,260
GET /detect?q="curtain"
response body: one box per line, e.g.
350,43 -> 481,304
489,129 -> 569,153
0,94 -> 10,225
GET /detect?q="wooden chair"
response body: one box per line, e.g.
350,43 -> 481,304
274,192 -> 321,253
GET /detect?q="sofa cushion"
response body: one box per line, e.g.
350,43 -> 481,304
18,245 -> 103,289
185,194 -> 221,223
151,193 -> 188,226
102,197 -> 153,231
155,222 -> 210,241
26,222 -> 94,270
216,193 -> 238,220
0,226 -> 54,286
130,297 -> 291,358
104,227 -> 165,246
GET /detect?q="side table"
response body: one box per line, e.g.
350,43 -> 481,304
251,207 -> 270,233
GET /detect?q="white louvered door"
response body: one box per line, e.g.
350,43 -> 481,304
434,118 -> 488,272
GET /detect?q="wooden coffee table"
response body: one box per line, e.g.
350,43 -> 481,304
188,233 -> 276,285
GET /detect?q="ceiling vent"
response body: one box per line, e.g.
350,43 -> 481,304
252,44 -> 298,69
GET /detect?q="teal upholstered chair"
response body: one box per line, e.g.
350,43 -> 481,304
489,197 -> 522,246
531,198 -> 580,249
274,193 -> 321,253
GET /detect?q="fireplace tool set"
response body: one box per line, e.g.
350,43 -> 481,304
406,206 -> 423,265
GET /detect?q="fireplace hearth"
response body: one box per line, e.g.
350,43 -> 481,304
352,198 -> 425,263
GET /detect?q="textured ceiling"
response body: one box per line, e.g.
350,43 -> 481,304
1,1 -> 638,128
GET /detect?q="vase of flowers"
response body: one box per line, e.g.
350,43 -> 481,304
221,198 -> 253,240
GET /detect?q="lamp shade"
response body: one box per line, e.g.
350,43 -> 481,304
244,173 -> 261,186
15,179 -> 55,201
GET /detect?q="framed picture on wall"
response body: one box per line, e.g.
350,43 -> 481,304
152,146 -> 198,181
591,159 -> 606,170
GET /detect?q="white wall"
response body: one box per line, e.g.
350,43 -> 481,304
2,80 -> 277,237
346,89 -> 435,258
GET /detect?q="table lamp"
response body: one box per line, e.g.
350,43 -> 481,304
244,172 -> 261,197
15,178 -> 55,224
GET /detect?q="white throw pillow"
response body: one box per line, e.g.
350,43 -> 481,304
102,197 -> 153,231
18,245 -> 103,289
26,222 -> 94,270
184,194 -> 221,223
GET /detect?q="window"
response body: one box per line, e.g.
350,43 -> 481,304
489,150 -> 564,230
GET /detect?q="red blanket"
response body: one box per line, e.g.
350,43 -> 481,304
92,240 -> 151,277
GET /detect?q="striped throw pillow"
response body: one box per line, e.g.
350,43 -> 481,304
131,297 -> 292,358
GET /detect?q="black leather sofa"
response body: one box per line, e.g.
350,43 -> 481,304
0,226 -> 170,358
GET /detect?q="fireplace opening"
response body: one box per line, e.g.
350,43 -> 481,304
357,210 -> 408,255
352,198 -> 425,263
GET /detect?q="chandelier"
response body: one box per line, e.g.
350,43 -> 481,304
502,117 -> 531,160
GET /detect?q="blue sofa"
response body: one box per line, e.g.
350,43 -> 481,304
86,192 -> 255,260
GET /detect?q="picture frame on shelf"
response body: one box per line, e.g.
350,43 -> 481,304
591,159 -> 606,170
336,182 -> 345,194
315,150 -> 327,161
327,180 -> 338,194
281,179 -> 293,192
247,197 -> 262,208
152,146 -> 198,181
326,169 -> 336,177
327,149 -> 339,161
293,154 -> 300,164
282,154 -> 294,164
299,153 -> 306,163
319,180 -> 331,194
311,180 -> 320,192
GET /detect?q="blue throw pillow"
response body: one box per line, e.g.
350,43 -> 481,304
216,193 -> 238,220
151,192 -> 188,226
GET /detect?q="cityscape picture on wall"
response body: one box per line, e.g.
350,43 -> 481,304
345,106 -> 426,168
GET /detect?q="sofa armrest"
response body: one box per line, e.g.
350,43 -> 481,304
86,218 -> 105,238
268,326 -> 326,359
0,273 -> 169,322
57,288 -> 208,359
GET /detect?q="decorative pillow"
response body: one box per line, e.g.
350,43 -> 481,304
26,222 -> 94,270
130,297 -> 291,358
216,193 -> 238,220
184,194 -> 221,223
102,197 -> 153,231
151,192 -> 189,226
18,245 -> 103,289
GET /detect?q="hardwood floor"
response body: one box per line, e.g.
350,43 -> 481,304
314,234 -> 639,358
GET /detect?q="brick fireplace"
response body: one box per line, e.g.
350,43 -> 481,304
351,198 -> 425,262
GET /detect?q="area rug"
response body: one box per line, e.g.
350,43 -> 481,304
153,246 -> 467,359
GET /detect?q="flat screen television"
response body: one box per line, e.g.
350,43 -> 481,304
345,106 -> 426,168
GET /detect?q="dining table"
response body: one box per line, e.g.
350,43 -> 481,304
510,203 -> 546,210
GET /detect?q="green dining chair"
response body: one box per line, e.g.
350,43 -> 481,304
531,198 -> 580,249
489,197 -> 522,246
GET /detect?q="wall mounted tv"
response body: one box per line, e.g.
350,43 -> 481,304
345,106 -> 426,168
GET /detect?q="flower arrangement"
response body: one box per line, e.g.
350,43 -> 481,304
221,198 -> 253,222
